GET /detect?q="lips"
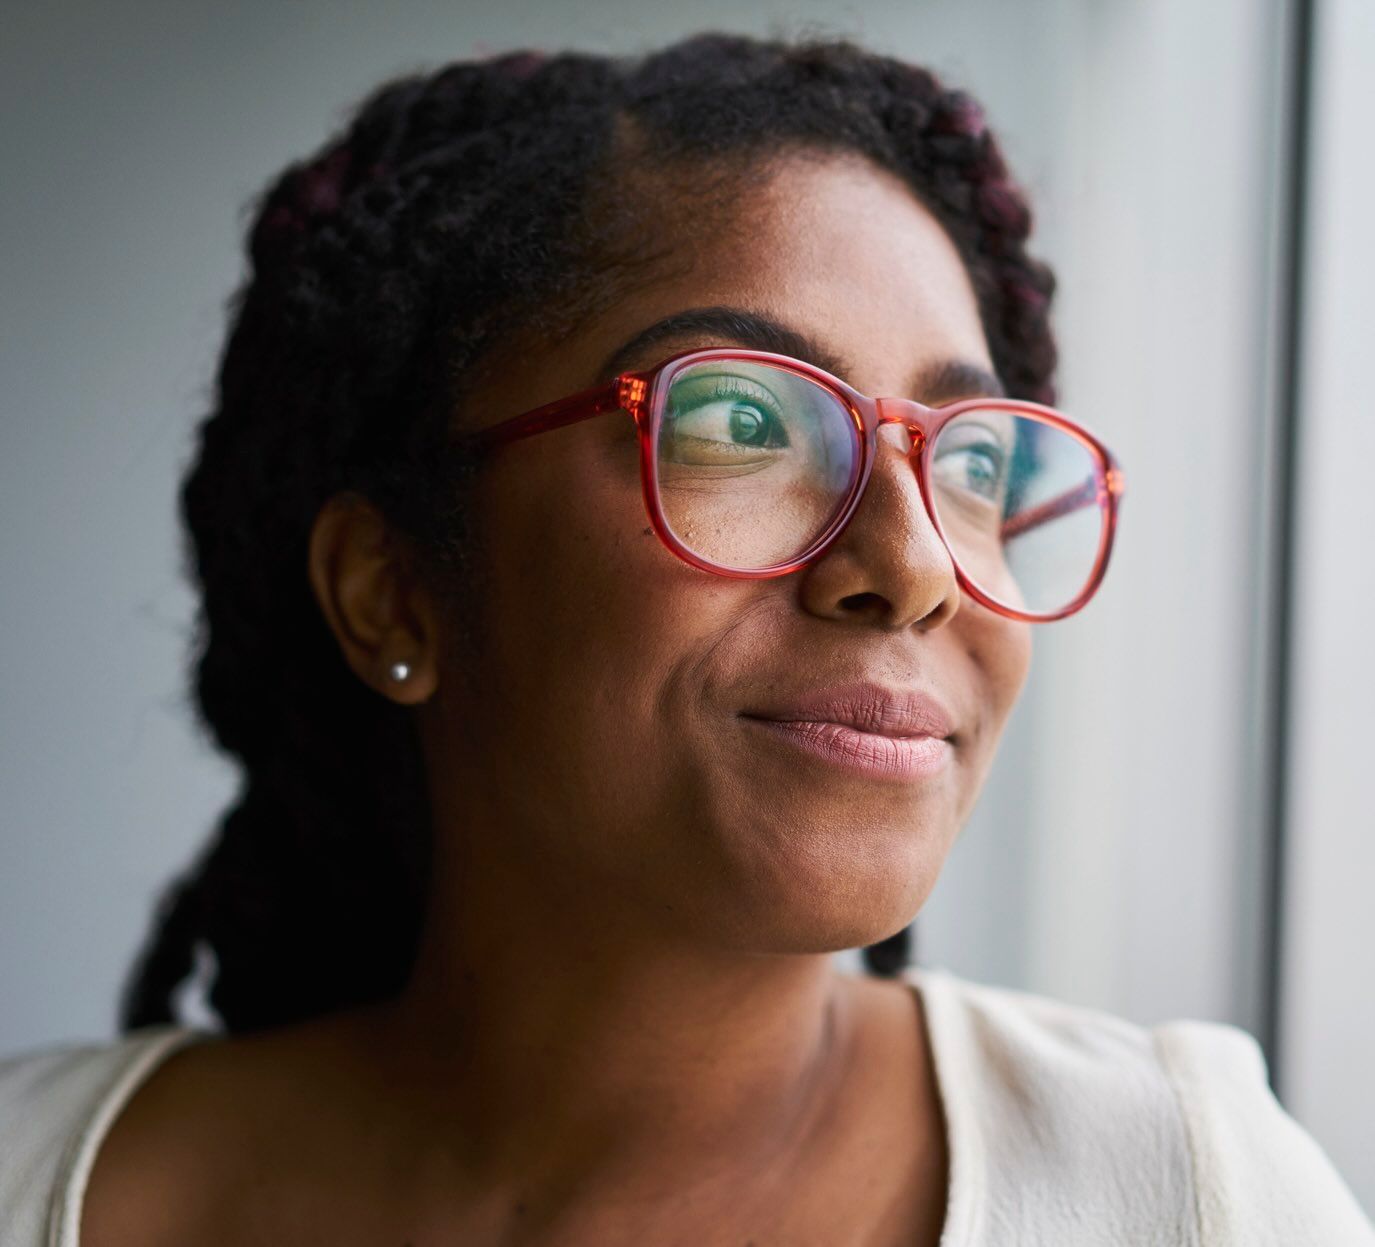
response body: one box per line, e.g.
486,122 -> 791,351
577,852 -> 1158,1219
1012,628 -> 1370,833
739,681 -> 955,740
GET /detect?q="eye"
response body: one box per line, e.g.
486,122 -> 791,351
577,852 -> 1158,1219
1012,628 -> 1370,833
660,372 -> 792,463
932,424 -> 1009,502
723,403 -> 776,446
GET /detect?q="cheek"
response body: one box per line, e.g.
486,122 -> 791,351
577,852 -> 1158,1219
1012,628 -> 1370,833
979,612 -> 1032,705
464,449 -> 730,770
955,608 -> 1031,793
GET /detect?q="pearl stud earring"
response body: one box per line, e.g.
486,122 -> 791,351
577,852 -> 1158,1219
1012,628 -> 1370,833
388,660 -> 411,683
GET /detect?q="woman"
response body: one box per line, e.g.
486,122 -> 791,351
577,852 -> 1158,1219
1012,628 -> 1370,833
1,32 -> 1370,1246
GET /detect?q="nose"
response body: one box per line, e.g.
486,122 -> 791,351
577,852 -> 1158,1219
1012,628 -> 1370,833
797,398 -> 961,631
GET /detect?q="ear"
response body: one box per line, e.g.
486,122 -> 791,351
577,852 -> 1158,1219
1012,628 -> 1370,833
306,490 -> 440,704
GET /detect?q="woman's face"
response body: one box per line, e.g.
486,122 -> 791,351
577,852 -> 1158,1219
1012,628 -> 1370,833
422,150 -> 1032,956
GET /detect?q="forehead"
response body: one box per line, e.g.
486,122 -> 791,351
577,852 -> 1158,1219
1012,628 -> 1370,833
463,149 -> 993,427
606,150 -> 990,388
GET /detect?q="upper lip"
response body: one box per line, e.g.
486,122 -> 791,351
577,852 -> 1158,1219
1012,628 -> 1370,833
741,681 -> 955,740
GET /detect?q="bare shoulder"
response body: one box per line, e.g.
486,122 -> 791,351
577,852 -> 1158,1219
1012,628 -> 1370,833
79,1015 -> 362,1247
79,1032 -> 248,1247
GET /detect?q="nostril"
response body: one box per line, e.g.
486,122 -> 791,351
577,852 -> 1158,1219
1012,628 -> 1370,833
838,590 -> 888,617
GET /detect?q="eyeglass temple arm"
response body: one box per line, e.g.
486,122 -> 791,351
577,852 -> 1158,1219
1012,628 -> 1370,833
463,377 -> 638,452
1000,464 -> 1126,541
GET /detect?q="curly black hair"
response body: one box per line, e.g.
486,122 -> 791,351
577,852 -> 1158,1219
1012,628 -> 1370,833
119,31 -> 1057,1035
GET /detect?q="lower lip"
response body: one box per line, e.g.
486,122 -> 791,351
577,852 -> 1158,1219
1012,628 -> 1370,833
742,717 -> 952,782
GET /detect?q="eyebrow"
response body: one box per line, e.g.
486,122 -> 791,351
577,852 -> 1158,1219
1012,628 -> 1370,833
595,305 -> 1007,404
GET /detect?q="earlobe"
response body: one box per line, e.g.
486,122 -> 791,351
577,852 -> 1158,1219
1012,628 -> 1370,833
305,491 -> 440,703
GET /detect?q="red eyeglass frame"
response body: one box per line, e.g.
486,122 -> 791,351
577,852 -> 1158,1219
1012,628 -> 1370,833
464,346 -> 1126,623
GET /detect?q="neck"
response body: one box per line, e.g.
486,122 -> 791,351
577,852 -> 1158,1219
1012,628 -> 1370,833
351,842 -> 866,1200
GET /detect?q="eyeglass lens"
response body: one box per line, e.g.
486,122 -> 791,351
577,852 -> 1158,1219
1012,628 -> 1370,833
652,358 -> 1107,616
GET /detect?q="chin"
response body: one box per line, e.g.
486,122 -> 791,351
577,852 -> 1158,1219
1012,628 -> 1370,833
706,826 -> 948,957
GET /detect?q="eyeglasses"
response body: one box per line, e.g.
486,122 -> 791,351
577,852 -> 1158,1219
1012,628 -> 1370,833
464,346 -> 1126,623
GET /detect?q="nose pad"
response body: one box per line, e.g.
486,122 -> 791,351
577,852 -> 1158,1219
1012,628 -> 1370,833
875,396 -> 928,457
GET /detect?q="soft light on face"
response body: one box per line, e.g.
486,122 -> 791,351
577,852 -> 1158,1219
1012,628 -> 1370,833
423,150 -> 1033,957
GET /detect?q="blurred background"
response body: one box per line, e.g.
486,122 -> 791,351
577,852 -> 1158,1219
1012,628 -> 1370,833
2,0 -> 1370,1209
